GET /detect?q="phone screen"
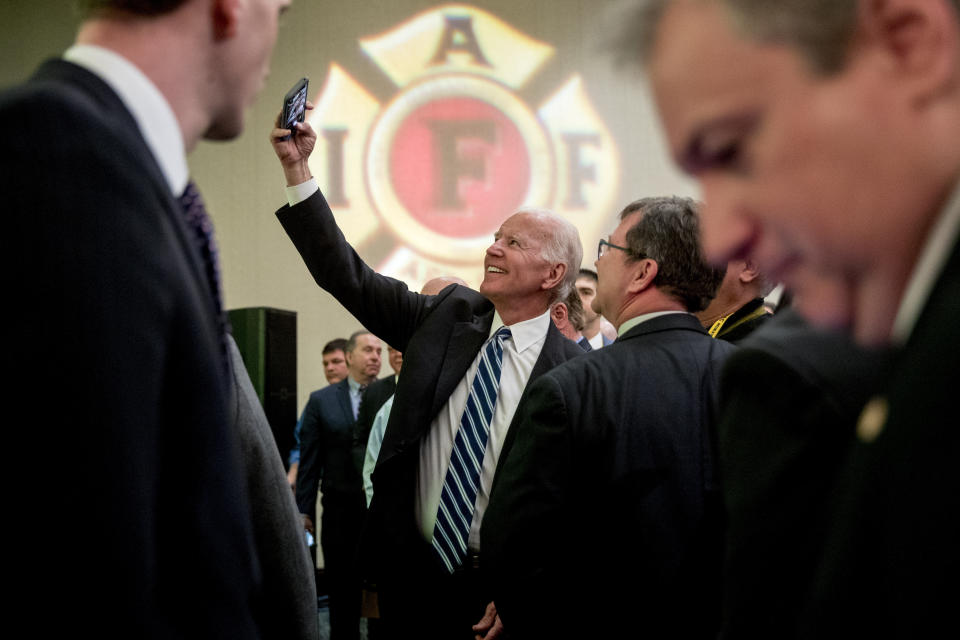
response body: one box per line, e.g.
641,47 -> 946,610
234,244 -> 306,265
281,77 -> 309,138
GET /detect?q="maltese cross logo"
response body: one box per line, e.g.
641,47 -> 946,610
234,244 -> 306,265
308,4 -> 619,287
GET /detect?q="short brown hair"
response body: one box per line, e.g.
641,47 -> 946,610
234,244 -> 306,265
621,0 -> 960,75
77,0 -> 188,18
619,196 -> 724,312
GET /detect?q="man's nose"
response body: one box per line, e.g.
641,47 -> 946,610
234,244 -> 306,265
699,176 -> 758,266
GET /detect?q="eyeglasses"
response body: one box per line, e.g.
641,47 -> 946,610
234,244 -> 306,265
597,239 -> 631,260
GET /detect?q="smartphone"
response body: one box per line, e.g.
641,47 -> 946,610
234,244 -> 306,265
280,77 -> 309,140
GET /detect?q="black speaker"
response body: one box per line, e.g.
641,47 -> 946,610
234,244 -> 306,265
228,307 -> 297,467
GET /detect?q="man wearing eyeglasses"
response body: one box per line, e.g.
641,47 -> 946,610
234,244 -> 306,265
483,196 -> 734,639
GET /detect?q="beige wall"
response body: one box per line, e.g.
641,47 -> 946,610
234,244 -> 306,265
1,0 -> 695,411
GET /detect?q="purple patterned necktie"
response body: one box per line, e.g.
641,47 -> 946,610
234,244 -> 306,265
178,181 -> 230,374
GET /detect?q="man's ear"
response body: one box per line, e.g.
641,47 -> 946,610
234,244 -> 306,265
541,262 -> 568,293
858,0 -> 959,105
627,258 -> 659,294
740,259 -> 760,284
212,0 -> 242,40
550,302 -> 568,329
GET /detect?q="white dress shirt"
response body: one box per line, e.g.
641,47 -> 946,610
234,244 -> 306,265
417,309 -> 551,551
891,179 -> 960,345
63,44 -> 187,197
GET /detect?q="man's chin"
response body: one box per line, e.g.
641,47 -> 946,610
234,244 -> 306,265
203,113 -> 244,142
479,280 -> 498,300
788,271 -> 855,336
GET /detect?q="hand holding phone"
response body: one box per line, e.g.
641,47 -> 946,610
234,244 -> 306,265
280,77 -> 309,141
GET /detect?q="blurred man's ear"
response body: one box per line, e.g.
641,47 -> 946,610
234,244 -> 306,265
858,0 -> 960,105
212,0 -> 241,39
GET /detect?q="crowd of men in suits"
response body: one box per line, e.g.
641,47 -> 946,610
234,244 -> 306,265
5,0 -> 959,638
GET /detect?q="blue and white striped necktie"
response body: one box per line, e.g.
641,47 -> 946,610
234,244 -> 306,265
431,326 -> 512,573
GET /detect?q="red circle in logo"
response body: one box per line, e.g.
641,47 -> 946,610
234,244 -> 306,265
389,96 -> 531,239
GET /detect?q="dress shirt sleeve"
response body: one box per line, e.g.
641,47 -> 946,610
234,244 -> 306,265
286,177 -> 319,208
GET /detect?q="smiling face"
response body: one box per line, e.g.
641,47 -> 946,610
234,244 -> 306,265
479,211 -> 558,314
647,0 -> 959,337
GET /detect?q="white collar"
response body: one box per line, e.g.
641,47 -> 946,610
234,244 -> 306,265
891,178 -> 960,345
64,44 -> 188,196
618,310 -> 689,337
492,308 -> 552,354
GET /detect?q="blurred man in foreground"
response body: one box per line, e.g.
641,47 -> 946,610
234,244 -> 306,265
2,0 -> 292,634
625,0 -> 960,633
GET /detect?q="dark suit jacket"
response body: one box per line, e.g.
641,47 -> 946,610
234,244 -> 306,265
353,374 -> 397,473
715,311 -> 887,637
715,296 -> 772,344
276,189 -> 583,573
296,378 -> 360,522
482,313 -> 737,639
2,60 -> 260,636
801,235 -> 960,637
227,336 -> 318,640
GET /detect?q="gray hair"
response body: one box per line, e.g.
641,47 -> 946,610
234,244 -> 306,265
517,207 -> 583,304
346,330 -> 373,354
620,0 -> 960,75
618,196 -> 725,312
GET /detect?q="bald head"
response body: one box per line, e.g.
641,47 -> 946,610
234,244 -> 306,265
421,276 -> 467,296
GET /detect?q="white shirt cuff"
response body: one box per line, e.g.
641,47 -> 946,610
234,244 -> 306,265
286,178 -> 319,207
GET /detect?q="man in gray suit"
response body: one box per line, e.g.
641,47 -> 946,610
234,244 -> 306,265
227,335 -> 318,640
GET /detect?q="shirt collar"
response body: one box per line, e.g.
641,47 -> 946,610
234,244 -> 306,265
618,310 -> 689,337
347,376 -> 363,394
891,177 -> 960,345
492,308 -> 551,354
63,44 -> 188,196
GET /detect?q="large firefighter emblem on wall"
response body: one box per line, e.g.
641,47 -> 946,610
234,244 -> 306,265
309,3 -> 619,288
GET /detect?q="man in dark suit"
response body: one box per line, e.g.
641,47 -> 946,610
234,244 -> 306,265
713,311 -> 887,637
628,0 -> 960,633
296,330 -> 381,640
1,0 -> 290,635
483,196 -> 734,639
289,337 -> 350,490
353,345 -> 401,471
696,259 -> 773,343
270,118 -> 584,639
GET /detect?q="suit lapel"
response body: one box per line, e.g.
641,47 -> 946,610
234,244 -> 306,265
336,379 -> 355,424
429,315 -> 492,419
35,60 -> 221,345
